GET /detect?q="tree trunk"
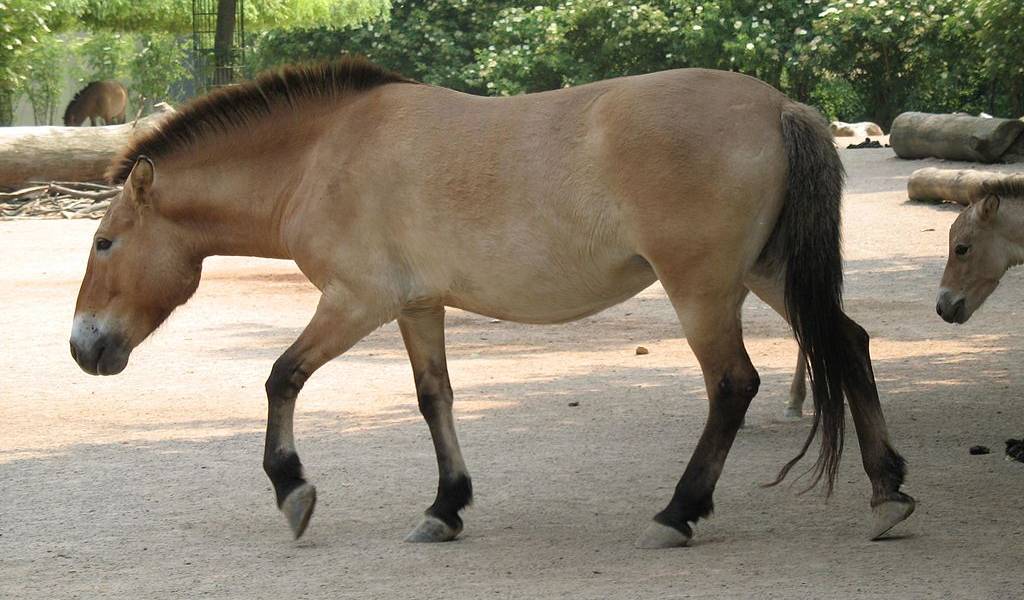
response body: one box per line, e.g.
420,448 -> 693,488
0,104 -> 174,187
907,167 -> 1013,206
214,0 -> 238,86
890,111 -> 1024,163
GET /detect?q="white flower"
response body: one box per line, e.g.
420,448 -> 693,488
746,42 -> 755,50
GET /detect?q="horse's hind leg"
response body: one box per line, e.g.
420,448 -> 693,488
785,351 -> 808,419
398,305 -> 472,542
263,293 -> 384,539
637,282 -> 759,548
746,273 -> 914,539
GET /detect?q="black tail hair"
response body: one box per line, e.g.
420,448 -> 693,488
760,102 -> 848,494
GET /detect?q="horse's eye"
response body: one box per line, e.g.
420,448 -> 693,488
954,244 -> 970,257
96,238 -> 112,252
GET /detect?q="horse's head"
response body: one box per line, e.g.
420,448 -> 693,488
936,194 -> 1008,324
63,102 -> 85,126
70,157 -> 202,375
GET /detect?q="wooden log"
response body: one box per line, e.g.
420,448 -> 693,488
0,103 -> 174,187
907,167 -> 1013,206
891,112 -> 1024,163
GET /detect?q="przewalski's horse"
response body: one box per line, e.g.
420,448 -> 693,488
937,175 -> 1024,323
63,80 -> 128,126
69,58 -> 914,548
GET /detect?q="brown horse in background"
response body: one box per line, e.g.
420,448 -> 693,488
63,81 -> 128,126
69,58 -> 915,548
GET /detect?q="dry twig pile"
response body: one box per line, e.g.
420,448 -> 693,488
1,181 -> 118,220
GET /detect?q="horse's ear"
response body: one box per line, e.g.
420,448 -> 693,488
977,193 -> 1000,223
126,156 -> 155,207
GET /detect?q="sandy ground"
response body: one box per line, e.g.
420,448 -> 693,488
2,149 -> 1023,599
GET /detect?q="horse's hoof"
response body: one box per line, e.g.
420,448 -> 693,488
869,496 -> 915,540
635,521 -> 691,549
281,483 -> 317,539
782,407 -> 803,420
404,515 -> 460,543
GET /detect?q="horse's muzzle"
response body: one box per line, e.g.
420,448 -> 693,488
70,332 -> 130,376
935,290 -> 968,324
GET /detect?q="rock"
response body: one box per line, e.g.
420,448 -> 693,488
568,401 -> 580,407
969,445 -> 990,455
1005,438 -> 1024,463
635,346 -> 649,355
830,121 -> 884,137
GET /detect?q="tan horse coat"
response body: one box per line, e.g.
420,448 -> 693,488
71,59 -> 914,547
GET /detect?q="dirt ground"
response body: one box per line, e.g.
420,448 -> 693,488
2,148 -> 1023,599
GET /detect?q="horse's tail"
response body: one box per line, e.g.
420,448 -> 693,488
759,102 -> 848,494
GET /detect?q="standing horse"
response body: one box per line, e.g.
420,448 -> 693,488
937,176 -> 1024,323
70,58 -> 914,547
63,81 -> 128,126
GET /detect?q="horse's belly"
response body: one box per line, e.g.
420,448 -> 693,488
445,254 -> 657,324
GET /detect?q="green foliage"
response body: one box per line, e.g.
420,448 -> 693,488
23,33 -> 65,124
974,0 -> 1024,116
1,0 -> 1022,127
76,31 -> 132,81
0,0 -> 58,124
251,1 -> 511,93
811,0 -> 967,125
129,33 -> 188,113
73,0 -> 390,34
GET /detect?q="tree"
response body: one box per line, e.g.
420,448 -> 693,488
974,0 -> 1024,117
810,0 -> 967,126
251,0 -> 515,93
23,34 -> 65,124
0,0 -> 79,124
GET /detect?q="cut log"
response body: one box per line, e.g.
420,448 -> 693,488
890,112 -> 1024,163
907,167 -> 1013,206
0,103 -> 174,188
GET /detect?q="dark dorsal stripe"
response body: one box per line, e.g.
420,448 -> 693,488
106,57 -> 415,183
983,174 -> 1024,199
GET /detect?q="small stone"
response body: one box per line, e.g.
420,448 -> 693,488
635,346 -> 649,355
1005,438 -> 1024,463
969,445 -> 990,455
568,401 -> 580,407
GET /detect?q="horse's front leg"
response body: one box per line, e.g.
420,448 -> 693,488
398,305 -> 472,542
263,293 -> 383,538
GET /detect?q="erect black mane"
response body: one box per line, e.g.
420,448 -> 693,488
106,56 -> 415,183
983,173 -> 1024,199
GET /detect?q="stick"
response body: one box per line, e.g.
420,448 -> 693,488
47,184 -> 120,200
0,185 -> 49,200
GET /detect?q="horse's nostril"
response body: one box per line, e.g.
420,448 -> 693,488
70,341 -> 79,361
936,303 -> 943,316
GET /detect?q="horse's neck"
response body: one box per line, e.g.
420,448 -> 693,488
161,156 -> 295,260
997,203 -> 1024,268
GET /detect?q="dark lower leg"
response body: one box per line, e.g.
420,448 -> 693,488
654,363 -> 760,536
263,358 -> 310,508
399,309 -> 472,539
418,380 -> 472,530
841,316 -> 909,504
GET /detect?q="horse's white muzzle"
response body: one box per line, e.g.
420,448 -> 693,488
70,314 -> 131,375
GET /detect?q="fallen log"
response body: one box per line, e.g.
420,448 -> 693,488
906,167 -> 1020,206
891,112 -> 1024,163
0,103 -> 174,187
